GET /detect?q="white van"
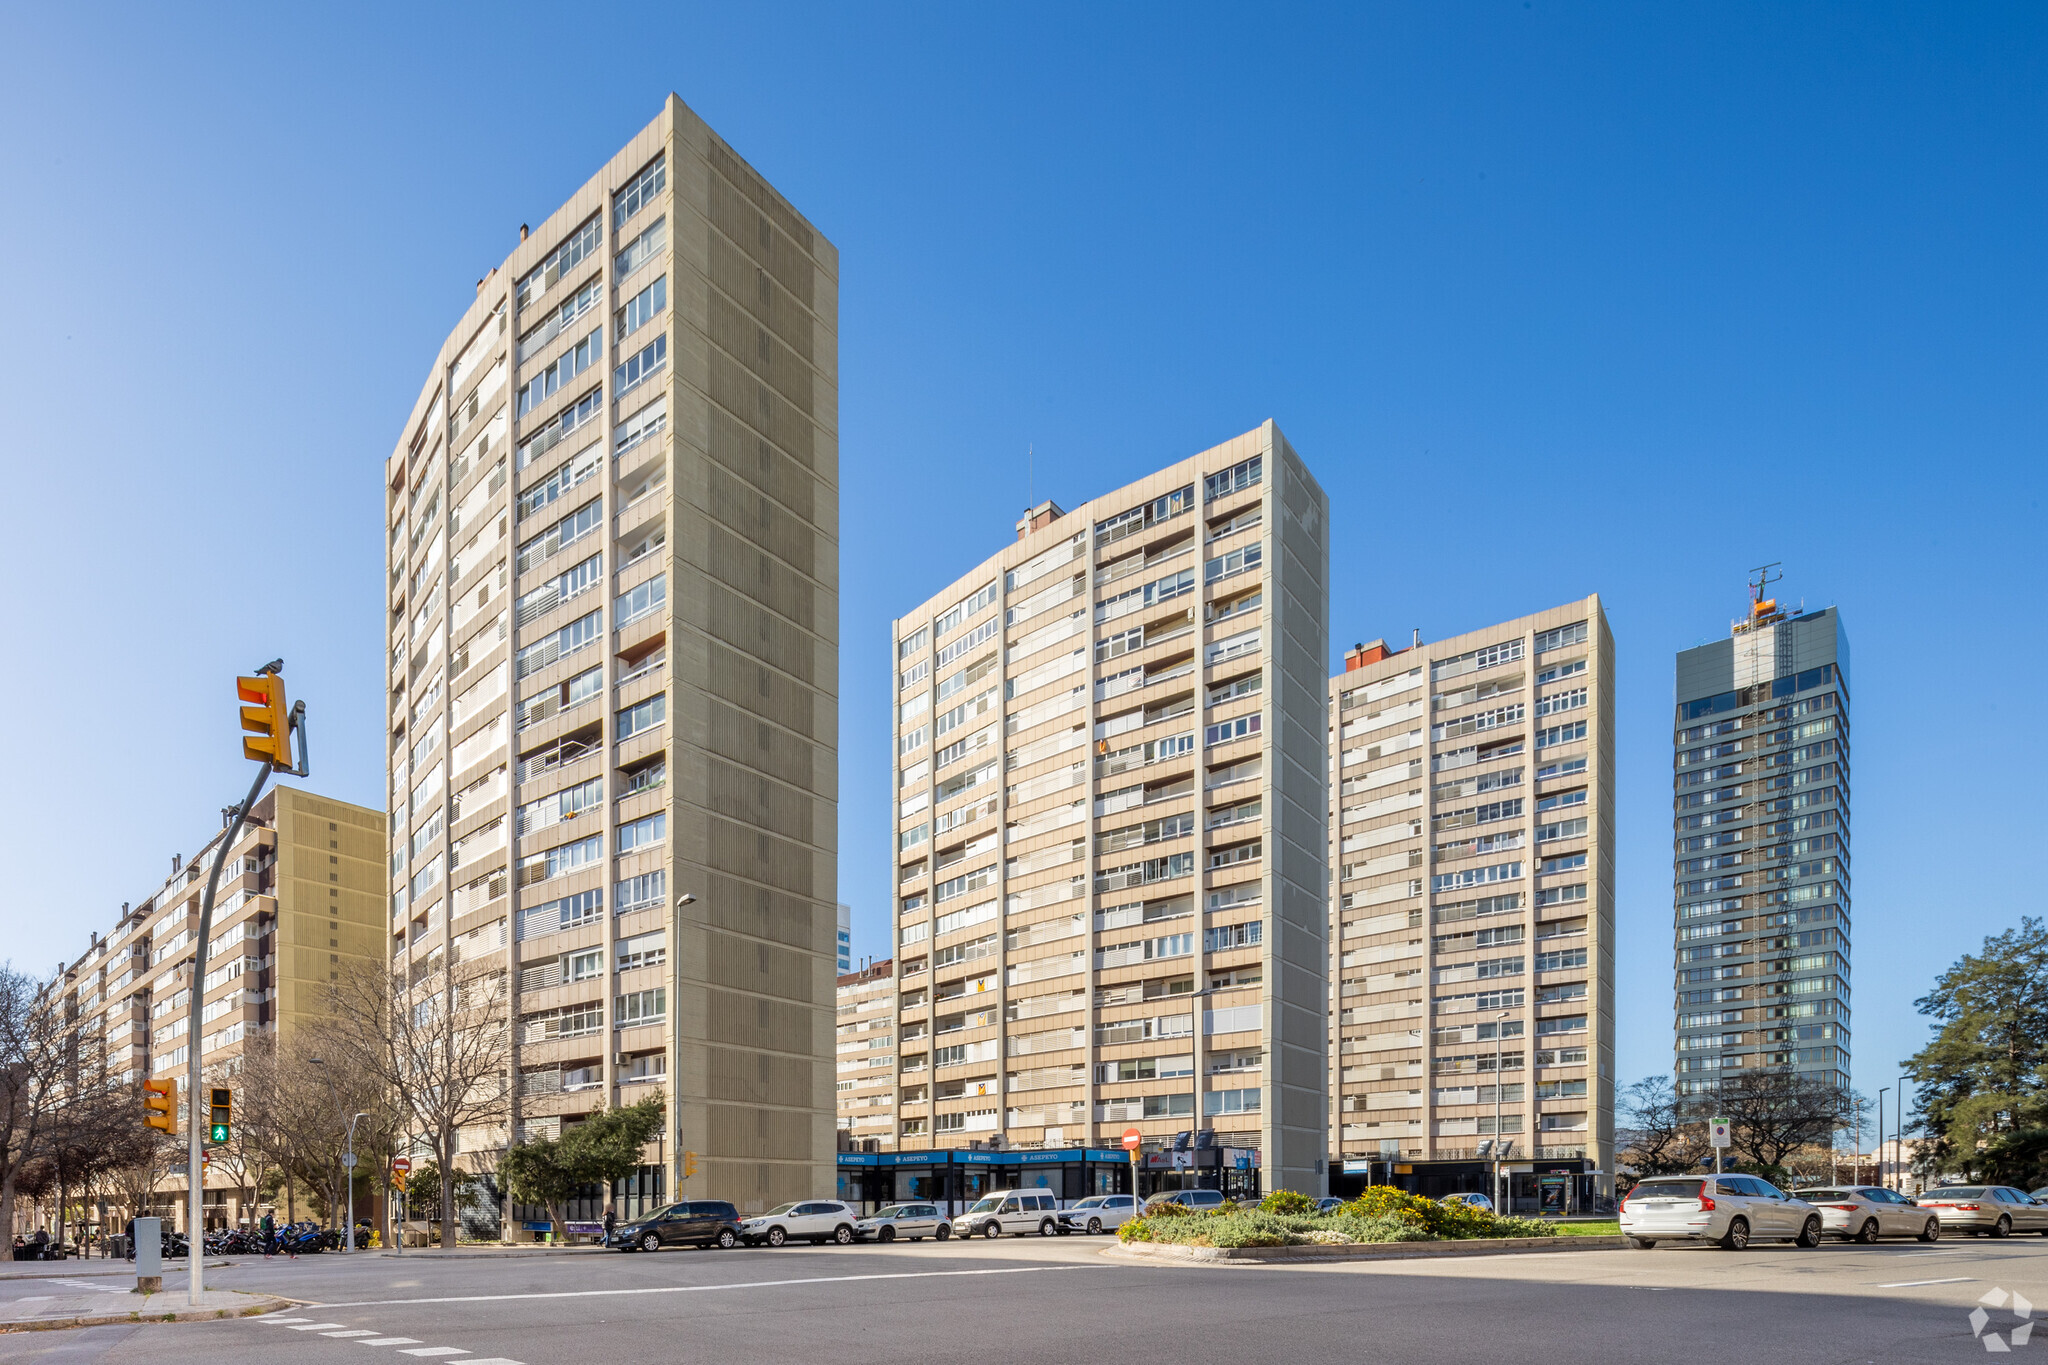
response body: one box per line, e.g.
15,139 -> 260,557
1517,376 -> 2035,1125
952,1189 -> 1061,1239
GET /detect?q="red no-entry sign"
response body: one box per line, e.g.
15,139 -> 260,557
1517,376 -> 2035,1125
1121,1128 -> 1143,1151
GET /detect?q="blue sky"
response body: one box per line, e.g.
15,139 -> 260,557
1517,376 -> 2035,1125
2,2 -> 2042,1104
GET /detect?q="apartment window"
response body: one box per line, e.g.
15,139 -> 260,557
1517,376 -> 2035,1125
1537,756 -> 1588,781
518,833 -> 601,886
1206,629 -> 1260,667
615,335 -> 668,398
1204,922 -> 1261,953
514,609 -> 602,679
521,1001 -> 603,1042
618,694 -> 667,741
516,215 -> 602,309
1536,817 -> 1588,843
1204,714 -> 1261,747
1535,687 -> 1587,718
617,812 -> 666,854
1204,454 -> 1262,501
1534,621 -> 1588,654
517,443 -> 601,521
1204,542 -> 1262,583
515,327 -> 602,417
514,554 -> 602,627
1536,658 -> 1587,686
616,573 -> 666,627
1433,861 -> 1522,894
1535,883 -> 1588,908
933,581 -> 998,637
616,870 -> 666,915
615,396 -> 667,458
517,278 -> 603,363
618,275 -> 667,339
1537,720 -> 1587,749
515,498 -> 602,574
615,217 -> 667,279
517,889 -> 603,940
617,930 -> 666,971
1539,853 -> 1587,874
1203,1087 -> 1260,1116
899,626 -> 929,659
515,775 -> 603,836
614,155 -> 666,225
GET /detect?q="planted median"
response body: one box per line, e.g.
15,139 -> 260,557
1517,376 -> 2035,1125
1118,1187 -> 1563,1249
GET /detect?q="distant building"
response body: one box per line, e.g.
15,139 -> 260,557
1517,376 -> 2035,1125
1671,583 -> 1850,1097
838,903 -> 853,974
54,786 -> 386,1232
836,958 -> 895,1146
1327,598 -> 1616,1211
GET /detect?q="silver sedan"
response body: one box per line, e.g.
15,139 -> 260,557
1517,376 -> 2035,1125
854,1203 -> 949,1243
1795,1186 -> 1940,1243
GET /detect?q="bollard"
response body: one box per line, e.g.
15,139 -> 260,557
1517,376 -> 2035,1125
133,1217 -> 162,1294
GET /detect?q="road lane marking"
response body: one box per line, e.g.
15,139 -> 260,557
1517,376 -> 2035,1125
253,1314 -> 310,1321
396,1349 -> 471,1358
357,1338 -> 422,1346
455,1359 -> 524,1364
285,1322 -> 351,1330
321,1330 -> 382,1337
1875,1277 -> 1975,1288
314,1262 -> 1084,1309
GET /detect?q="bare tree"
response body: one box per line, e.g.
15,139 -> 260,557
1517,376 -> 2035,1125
324,957 -> 509,1248
1617,1075 -> 1713,1179
0,966 -> 76,1260
1718,1067 -> 1850,1178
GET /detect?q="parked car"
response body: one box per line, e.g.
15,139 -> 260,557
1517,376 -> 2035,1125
854,1203 -> 948,1243
2032,1186 -> 2048,1202
1141,1189 -> 1227,1213
1915,1187 -> 2048,1238
1058,1194 -> 1137,1235
739,1200 -> 860,1247
610,1200 -> 742,1251
951,1189 -> 1062,1239
1793,1187 -> 1940,1243
1316,1197 -> 1346,1212
1442,1192 -> 1495,1213
1620,1174 -> 1823,1250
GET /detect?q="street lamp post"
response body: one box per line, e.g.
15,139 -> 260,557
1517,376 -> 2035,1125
670,894 -> 696,1204
1894,1076 -> 1906,1195
1877,1087 -> 1889,1190
1187,987 -> 1218,1193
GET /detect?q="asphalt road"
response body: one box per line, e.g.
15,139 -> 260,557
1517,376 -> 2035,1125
2,1230 -> 2043,1363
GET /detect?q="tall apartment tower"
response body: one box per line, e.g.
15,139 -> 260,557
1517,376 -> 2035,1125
384,95 -> 839,1213
1327,598 -> 1615,1211
889,424 -> 1329,1197
1671,585 -> 1849,1097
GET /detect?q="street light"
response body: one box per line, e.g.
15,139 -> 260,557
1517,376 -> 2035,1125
669,894 -> 696,1205
1185,986 -> 1219,1197
1877,1087 -> 1889,1190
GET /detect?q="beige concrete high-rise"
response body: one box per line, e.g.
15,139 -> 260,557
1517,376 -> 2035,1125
383,95 -> 839,1219
889,424 -> 1330,1198
1326,598 -> 1615,1210
836,958 -> 896,1145
51,786 -> 385,1232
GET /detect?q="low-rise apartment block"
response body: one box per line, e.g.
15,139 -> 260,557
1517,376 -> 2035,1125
1328,598 -> 1615,1211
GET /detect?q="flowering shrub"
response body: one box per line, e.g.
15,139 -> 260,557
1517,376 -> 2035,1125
1259,1189 -> 1318,1216
1116,1185 -> 1557,1247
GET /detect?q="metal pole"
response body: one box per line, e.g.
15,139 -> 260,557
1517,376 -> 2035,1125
1893,1077 -> 1904,1194
1877,1088 -> 1888,1191
346,1113 -> 368,1253
1492,1010 -> 1506,1213
185,758 -> 272,1306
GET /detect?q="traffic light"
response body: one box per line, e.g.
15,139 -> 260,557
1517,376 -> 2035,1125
208,1086 -> 231,1144
142,1078 -> 176,1133
237,674 -> 291,769
683,1151 -> 697,1179
391,1169 -> 408,1192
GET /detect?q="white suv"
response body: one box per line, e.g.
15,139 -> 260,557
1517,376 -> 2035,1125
739,1200 -> 860,1247
1621,1175 -> 1823,1250
952,1189 -> 1061,1239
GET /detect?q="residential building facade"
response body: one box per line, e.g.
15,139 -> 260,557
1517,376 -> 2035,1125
889,423 -> 1330,1199
836,958 -> 895,1146
53,786 -> 385,1231
837,903 -> 854,974
383,95 -> 840,1215
1671,593 -> 1849,1097
1327,598 -> 1616,1210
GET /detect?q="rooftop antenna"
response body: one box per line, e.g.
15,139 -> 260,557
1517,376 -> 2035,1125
1028,443 -> 1034,510
1747,562 -> 1783,619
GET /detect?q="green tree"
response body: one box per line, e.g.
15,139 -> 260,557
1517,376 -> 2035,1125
1905,917 -> 2048,1184
499,1097 -> 664,1239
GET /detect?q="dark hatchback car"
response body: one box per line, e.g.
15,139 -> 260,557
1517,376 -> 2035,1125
609,1200 -> 742,1251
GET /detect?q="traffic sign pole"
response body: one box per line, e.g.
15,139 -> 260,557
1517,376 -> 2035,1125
1122,1127 -> 1142,1206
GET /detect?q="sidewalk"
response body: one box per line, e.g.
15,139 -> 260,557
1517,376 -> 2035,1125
0,1287 -> 287,1333
375,1243 -> 611,1260
0,1261 -> 231,1281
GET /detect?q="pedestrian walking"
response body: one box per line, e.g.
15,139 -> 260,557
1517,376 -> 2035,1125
123,1217 -> 136,1261
259,1211 -> 275,1258
603,1207 -> 616,1246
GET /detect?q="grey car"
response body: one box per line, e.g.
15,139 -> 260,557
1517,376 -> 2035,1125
1795,1187 -> 1940,1243
1917,1186 -> 2048,1238
854,1203 -> 948,1243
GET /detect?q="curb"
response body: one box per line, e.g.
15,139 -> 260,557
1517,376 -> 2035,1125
0,1293 -> 291,1334
0,1261 -> 234,1281
372,1247 -> 608,1260
1104,1234 -> 1630,1265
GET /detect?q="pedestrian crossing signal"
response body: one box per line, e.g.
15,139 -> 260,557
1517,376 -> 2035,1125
208,1086 -> 231,1143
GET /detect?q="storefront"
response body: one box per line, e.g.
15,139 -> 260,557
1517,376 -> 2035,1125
1329,1155 -> 1601,1214
837,1148 -> 1187,1216
1136,1147 -> 1262,1203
